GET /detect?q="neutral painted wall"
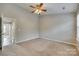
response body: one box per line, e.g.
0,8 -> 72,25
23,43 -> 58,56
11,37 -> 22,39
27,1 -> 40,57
77,9 -> 79,41
40,13 -> 76,44
0,4 -> 77,44
0,4 -> 39,43
76,6 -> 79,50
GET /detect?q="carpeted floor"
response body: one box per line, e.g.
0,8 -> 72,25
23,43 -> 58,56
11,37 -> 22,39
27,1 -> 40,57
0,50 -> 2,56
2,38 -> 79,56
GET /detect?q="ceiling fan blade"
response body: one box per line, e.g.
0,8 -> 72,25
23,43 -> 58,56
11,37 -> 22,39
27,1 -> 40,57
30,5 -> 35,8
32,11 -> 35,13
42,9 -> 47,12
40,3 -> 43,7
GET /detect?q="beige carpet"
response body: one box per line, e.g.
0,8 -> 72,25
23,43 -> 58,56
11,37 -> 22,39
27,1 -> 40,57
0,50 -> 2,56
2,38 -> 79,56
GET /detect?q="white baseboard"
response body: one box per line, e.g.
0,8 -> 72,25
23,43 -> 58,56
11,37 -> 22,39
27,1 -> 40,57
41,37 -> 77,46
16,36 -> 77,47
16,36 -> 39,44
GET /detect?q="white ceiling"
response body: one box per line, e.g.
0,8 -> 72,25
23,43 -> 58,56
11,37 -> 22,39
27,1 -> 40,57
15,3 -> 78,15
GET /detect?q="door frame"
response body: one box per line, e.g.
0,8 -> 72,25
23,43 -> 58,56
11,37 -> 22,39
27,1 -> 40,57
1,16 -> 16,47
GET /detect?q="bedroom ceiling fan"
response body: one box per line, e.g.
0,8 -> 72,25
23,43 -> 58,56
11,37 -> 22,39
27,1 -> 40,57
30,3 -> 47,15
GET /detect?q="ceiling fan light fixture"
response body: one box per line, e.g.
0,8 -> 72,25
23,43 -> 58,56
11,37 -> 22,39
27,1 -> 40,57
34,9 -> 42,14
30,3 -> 47,15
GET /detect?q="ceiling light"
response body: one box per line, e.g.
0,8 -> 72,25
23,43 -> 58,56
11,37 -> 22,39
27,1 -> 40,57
30,3 -> 47,15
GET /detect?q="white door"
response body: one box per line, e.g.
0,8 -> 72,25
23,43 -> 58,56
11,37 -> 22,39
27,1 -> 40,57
2,17 -> 15,46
